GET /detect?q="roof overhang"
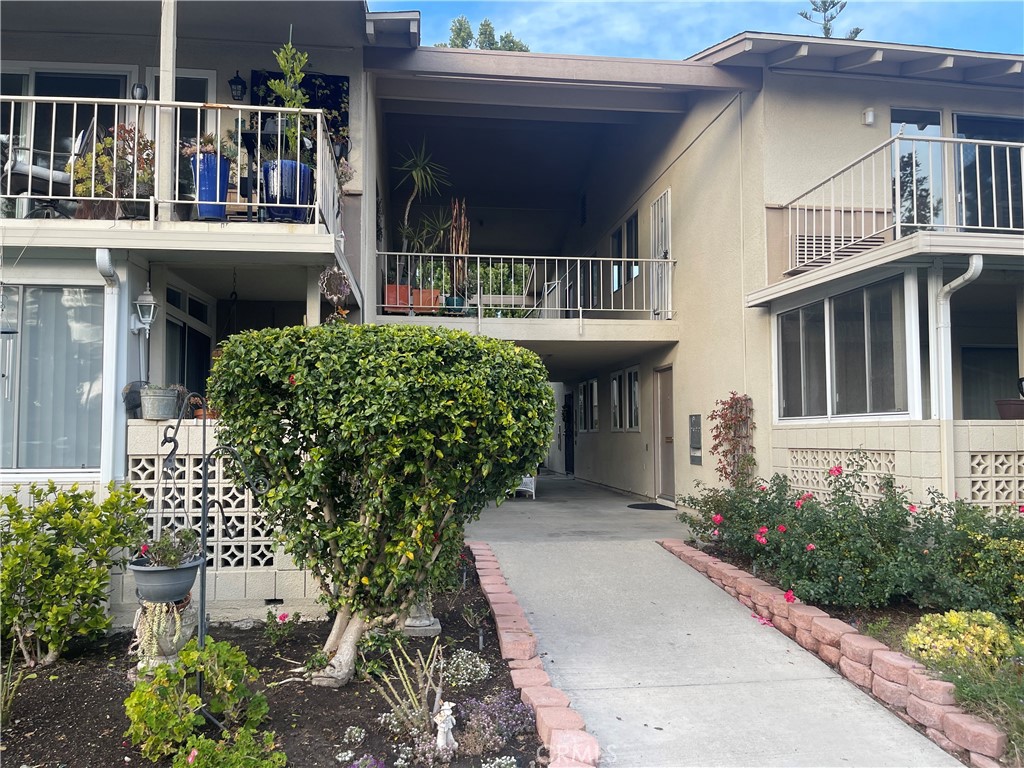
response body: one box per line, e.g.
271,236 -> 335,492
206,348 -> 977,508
690,32 -> 1024,89
366,46 -> 761,114
746,233 -> 1024,307
365,10 -> 420,49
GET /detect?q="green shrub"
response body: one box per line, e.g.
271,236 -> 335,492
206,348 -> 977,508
174,728 -> 287,768
1,482 -> 147,666
904,610 -> 1018,669
124,638 -> 269,761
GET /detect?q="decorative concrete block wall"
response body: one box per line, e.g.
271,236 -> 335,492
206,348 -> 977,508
659,539 -> 1010,767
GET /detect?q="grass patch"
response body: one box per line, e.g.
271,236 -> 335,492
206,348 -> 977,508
938,659 -> 1024,765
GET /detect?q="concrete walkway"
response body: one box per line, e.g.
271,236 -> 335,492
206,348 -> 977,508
467,474 -> 959,768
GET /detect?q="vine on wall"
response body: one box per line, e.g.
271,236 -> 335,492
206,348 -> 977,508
708,392 -> 756,486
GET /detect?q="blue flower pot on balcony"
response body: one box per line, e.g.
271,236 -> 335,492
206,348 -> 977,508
261,159 -> 312,222
191,154 -> 230,220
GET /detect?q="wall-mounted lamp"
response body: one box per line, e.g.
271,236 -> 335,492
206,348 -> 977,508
228,71 -> 248,102
862,107 -> 876,126
131,283 -> 159,338
132,83 -> 149,101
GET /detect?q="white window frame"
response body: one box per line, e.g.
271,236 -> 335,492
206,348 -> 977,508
626,367 -> 641,431
577,378 -> 599,432
773,269 -> 917,423
610,371 -> 624,432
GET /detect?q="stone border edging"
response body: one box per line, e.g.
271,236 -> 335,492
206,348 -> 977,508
656,539 -> 1009,768
467,540 -> 602,767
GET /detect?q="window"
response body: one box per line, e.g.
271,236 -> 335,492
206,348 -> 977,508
612,212 -> 640,291
164,285 -> 213,397
1,285 -> 104,469
891,109 -> 943,230
577,378 -> 598,432
626,368 -> 640,430
611,372 -> 623,431
778,278 -> 907,419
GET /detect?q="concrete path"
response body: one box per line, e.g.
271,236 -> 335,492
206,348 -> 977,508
467,474 -> 959,768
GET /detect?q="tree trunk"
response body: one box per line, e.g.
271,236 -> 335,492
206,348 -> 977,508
321,604 -> 351,657
312,613 -> 365,688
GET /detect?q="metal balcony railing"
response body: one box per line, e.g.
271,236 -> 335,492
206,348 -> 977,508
784,133 -> 1024,273
376,252 -> 674,320
0,95 -> 344,232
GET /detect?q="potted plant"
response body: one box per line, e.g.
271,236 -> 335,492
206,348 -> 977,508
68,123 -> 154,220
260,36 -> 314,222
127,526 -> 203,604
181,132 -> 231,221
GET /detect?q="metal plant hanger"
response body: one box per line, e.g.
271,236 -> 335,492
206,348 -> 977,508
158,392 -> 268,728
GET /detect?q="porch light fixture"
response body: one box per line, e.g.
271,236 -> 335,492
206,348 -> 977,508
228,71 -> 247,102
131,283 -> 159,339
862,107 -> 876,126
132,83 -> 148,101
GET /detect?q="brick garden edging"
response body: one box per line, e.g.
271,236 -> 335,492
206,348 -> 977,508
466,540 -> 602,767
657,539 -> 1009,768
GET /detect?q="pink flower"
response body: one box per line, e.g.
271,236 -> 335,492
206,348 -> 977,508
801,492 -> 814,501
758,526 -> 769,534
754,534 -> 768,545
908,504 -> 917,514
277,612 -> 289,623
711,529 -> 720,537
829,465 -> 843,477
806,543 -> 816,552
187,748 -> 198,765
140,543 -> 149,555
711,514 -> 723,525
777,524 -> 787,533
759,485 -> 767,492
1019,504 -> 1023,515
752,613 -> 773,626
288,374 -> 296,385
795,499 -> 804,509
784,589 -> 796,603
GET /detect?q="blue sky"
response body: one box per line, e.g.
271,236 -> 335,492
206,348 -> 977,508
366,1 -> 1024,59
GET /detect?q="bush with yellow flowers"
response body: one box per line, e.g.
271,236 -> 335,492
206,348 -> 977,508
904,610 -> 1019,669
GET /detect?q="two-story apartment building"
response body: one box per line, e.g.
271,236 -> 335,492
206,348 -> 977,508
2,0 -> 1021,618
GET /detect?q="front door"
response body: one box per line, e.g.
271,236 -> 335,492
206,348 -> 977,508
656,367 -> 675,500
563,392 -> 575,475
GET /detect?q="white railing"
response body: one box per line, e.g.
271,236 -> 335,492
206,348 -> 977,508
785,134 -> 1024,273
376,252 -> 674,319
0,95 -> 343,233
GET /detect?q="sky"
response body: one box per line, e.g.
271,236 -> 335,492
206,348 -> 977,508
365,1 -> 1024,60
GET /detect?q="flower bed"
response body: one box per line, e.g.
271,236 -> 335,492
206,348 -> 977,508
657,538 -> 1010,767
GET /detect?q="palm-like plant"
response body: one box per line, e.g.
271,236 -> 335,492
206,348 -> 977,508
395,140 -> 450,253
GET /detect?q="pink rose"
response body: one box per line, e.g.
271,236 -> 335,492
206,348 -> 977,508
277,612 -> 289,623
829,465 -> 843,477
777,524 -> 787,533
908,504 -> 917,514
806,543 -> 816,552
711,529 -> 720,537
784,589 -> 796,603
711,514 -> 724,525
758,526 -> 768,534
759,485 -> 767,491
795,499 -> 804,509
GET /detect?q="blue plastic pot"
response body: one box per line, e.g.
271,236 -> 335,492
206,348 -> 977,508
191,154 -> 230,220
261,159 -> 312,222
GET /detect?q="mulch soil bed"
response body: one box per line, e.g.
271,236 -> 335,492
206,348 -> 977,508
1,554 -> 542,767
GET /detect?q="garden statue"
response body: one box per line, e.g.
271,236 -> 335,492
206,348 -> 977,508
433,700 -> 457,750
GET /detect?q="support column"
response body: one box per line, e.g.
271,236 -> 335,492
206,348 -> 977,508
307,266 -> 322,326
1017,285 -> 1024,376
157,0 -> 177,222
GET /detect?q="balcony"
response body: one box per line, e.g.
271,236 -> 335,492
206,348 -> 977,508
781,134 -> 1024,275
376,251 -> 674,323
0,96 -> 344,234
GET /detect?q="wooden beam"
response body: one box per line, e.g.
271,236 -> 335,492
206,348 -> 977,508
767,43 -> 809,68
835,49 -> 884,72
963,60 -> 1023,81
900,55 -> 955,77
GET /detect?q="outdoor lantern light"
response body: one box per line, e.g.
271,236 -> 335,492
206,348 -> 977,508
131,283 -> 159,338
862,107 -> 876,126
132,83 -> 148,101
228,71 -> 247,102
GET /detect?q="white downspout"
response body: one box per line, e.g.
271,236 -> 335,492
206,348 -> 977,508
96,248 -> 125,484
936,254 -> 983,498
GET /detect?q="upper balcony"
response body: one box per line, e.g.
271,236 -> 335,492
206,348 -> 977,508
770,133 -> 1024,280
0,95 -> 345,237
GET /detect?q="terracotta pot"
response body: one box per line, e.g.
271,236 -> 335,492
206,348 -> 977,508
995,399 -> 1024,419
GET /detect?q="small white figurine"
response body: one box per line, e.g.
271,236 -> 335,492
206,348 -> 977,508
433,700 -> 458,750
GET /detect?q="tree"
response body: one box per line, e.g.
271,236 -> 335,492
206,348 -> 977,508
798,0 -> 863,39
446,14 -> 474,49
441,16 -> 529,52
207,324 -> 555,687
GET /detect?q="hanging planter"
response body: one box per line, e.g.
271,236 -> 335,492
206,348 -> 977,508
128,556 -> 203,604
